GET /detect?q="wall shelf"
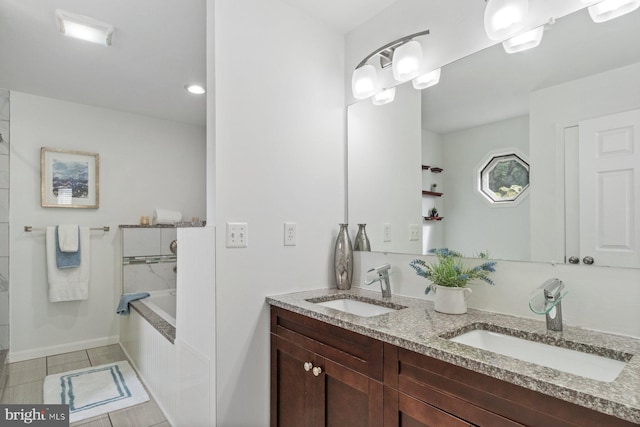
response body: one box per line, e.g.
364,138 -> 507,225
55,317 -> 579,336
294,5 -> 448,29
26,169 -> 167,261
422,191 -> 443,197
424,216 -> 444,221
422,165 -> 443,173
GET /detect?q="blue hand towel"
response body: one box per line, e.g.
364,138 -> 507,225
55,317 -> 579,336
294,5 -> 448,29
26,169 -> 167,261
55,226 -> 81,269
116,292 -> 151,315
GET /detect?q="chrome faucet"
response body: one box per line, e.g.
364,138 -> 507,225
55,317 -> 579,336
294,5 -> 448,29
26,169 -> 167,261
365,264 -> 392,298
529,278 -> 566,332
538,278 -> 565,332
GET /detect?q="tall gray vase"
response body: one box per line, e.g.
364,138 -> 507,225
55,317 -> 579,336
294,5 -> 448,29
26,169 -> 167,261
354,224 -> 371,251
334,224 -> 353,290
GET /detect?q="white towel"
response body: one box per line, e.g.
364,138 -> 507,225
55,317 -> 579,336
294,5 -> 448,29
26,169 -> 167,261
153,209 -> 182,225
58,224 -> 79,252
46,226 -> 90,302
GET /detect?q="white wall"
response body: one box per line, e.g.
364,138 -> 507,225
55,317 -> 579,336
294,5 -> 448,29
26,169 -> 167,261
529,62 -> 640,262
442,115 -> 530,260
213,0 -> 344,425
9,92 -> 205,361
348,83 -> 422,254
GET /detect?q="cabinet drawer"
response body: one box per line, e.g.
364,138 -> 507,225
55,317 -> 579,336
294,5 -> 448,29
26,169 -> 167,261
271,307 -> 383,381
388,345 -> 635,427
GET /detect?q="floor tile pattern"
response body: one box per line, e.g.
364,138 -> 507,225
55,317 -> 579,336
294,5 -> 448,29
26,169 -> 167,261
1,344 -> 168,427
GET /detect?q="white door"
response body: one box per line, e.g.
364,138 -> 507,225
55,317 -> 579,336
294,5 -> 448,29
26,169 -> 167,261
578,108 -> 640,268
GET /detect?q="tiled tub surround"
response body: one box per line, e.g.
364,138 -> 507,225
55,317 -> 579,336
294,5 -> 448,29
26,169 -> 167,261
266,288 -> 640,424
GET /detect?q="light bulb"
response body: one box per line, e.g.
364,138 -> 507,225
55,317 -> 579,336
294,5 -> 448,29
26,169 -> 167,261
502,26 -> 544,54
185,84 -> 206,94
371,88 -> 396,106
587,0 -> 640,22
392,40 -> 423,82
352,64 -> 378,99
412,68 -> 441,90
484,0 -> 529,41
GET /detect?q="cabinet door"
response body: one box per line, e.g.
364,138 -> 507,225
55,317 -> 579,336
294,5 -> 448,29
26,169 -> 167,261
316,356 -> 384,427
272,335 -> 320,427
384,387 -> 472,427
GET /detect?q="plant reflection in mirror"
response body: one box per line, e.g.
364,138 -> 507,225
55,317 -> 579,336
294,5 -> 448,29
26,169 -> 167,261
410,248 -> 497,294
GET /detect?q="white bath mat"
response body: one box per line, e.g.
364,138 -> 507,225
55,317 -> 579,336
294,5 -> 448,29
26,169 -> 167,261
43,361 -> 149,423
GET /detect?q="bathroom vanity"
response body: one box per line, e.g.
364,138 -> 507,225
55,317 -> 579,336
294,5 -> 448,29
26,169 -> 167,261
267,289 -> 640,426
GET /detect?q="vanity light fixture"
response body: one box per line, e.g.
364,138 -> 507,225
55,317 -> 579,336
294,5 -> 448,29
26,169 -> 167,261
55,9 -> 114,46
185,84 -> 206,95
392,40 -> 423,82
352,64 -> 378,100
484,0 -> 529,41
371,87 -> 396,106
583,0 -> 640,23
502,25 -> 544,53
351,29 -> 430,101
412,68 -> 441,90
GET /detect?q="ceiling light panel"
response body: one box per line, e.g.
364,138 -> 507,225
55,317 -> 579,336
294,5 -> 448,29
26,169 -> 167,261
56,9 -> 114,46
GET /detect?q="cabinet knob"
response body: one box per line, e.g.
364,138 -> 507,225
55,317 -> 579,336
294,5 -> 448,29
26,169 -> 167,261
568,256 -> 579,264
583,256 -> 595,265
303,362 -> 313,372
170,240 -> 178,254
312,366 -> 322,377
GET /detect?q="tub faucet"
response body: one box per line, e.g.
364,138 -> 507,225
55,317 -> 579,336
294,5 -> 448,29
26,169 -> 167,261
365,264 -> 392,298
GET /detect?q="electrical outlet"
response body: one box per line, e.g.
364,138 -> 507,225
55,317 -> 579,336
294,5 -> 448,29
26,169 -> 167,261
383,223 -> 391,242
226,222 -> 248,248
409,224 -> 420,241
284,222 -> 297,246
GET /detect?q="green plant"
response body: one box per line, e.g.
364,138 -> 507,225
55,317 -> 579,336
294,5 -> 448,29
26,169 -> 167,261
410,248 -> 497,294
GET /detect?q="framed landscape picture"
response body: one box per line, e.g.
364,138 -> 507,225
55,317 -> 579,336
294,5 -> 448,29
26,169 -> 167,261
41,147 -> 99,208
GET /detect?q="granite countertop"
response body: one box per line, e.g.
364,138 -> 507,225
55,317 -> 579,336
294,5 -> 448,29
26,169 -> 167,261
119,223 -> 205,229
266,287 -> 640,424
129,300 -> 176,344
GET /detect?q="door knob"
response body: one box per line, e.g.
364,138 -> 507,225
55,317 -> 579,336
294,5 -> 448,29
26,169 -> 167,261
583,256 -> 594,265
312,366 -> 322,377
303,362 -> 313,372
568,256 -> 579,264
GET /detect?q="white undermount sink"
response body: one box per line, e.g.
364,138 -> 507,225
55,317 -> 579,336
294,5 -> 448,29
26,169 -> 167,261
449,329 -> 628,382
311,297 -> 402,317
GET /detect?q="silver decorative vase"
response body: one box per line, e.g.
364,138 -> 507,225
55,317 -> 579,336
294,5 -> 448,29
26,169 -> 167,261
334,224 -> 353,290
353,224 -> 371,251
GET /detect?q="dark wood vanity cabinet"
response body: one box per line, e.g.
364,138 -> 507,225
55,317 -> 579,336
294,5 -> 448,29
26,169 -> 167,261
384,344 -> 637,427
271,307 -> 637,427
271,307 -> 384,427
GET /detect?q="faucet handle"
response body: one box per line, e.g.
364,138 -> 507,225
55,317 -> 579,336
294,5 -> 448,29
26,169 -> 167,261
367,263 -> 391,275
541,278 -> 565,299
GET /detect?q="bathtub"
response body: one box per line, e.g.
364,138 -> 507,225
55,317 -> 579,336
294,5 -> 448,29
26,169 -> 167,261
141,289 -> 176,327
120,288 -> 178,425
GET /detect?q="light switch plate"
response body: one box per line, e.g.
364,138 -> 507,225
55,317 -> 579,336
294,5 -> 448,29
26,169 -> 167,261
226,222 -> 248,248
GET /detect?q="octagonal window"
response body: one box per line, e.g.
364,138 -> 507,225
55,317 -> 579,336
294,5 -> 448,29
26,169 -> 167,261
479,153 -> 530,204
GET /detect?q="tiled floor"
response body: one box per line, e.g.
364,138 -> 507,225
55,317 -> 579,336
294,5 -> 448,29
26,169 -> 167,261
1,344 -> 169,427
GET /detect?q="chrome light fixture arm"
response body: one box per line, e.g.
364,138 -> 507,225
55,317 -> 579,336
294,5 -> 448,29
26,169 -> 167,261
355,29 -> 430,69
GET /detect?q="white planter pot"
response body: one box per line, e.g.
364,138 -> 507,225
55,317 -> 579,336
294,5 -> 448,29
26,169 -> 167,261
432,285 -> 472,314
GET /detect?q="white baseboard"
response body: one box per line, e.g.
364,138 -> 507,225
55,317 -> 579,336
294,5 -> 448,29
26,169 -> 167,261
8,335 -> 120,363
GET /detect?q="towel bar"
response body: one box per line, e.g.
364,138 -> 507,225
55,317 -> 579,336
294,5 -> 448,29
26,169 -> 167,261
24,226 -> 110,232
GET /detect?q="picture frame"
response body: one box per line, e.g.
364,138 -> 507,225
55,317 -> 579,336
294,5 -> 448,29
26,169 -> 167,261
41,147 -> 99,208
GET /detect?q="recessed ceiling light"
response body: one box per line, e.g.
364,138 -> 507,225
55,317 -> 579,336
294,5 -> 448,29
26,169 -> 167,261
55,9 -> 114,47
185,84 -> 206,95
